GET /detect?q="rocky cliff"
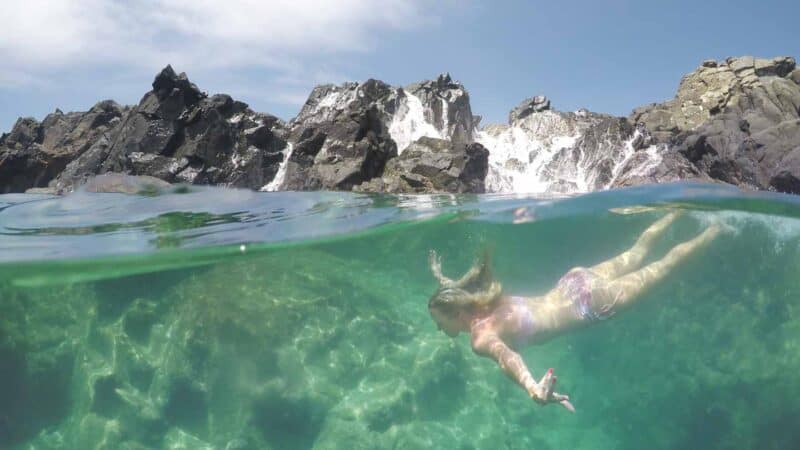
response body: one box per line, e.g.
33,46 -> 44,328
630,56 -> 800,193
1,56 -> 798,195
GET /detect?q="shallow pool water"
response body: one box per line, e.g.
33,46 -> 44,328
1,182 -> 799,449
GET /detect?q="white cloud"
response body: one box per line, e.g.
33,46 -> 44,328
0,69 -> 52,89
0,0 -> 442,126
0,0 -> 435,73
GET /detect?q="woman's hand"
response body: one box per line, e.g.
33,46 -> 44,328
527,368 -> 575,412
472,333 -> 575,413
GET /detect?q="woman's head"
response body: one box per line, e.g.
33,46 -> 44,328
429,287 -> 501,336
427,249 -> 502,336
428,287 -> 474,336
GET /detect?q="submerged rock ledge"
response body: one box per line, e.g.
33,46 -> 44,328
1,56 -> 799,195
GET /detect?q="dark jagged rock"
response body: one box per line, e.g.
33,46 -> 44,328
0,101 -> 125,193
671,114 -> 762,188
277,74 -> 479,192
630,123 -> 655,150
100,66 -> 207,171
1,117 -> 40,148
568,116 -> 635,188
49,66 -> 289,192
282,80 -> 397,190
355,137 -> 488,193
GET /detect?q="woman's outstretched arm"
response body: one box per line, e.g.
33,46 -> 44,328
429,249 -> 493,290
471,332 -> 575,412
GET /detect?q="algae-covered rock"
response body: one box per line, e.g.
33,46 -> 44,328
0,283 -> 95,448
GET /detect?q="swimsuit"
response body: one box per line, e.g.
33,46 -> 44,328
508,296 -> 538,346
557,268 -> 613,322
481,269 -> 612,348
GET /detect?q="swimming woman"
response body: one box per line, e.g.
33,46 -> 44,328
427,213 -> 720,412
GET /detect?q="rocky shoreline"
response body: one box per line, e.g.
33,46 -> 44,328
1,56 -> 798,195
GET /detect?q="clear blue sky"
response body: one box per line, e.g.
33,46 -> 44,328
1,0 -> 798,133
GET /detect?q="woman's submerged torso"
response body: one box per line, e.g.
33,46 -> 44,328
472,268 -> 608,348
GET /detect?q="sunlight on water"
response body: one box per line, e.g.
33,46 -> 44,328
1,182 -> 799,449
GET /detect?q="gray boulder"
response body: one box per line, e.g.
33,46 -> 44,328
405,73 -> 477,144
282,79 -> 397,190
509,95 -> 551,124
355,137 -> 488,193
0,101 -> 124,193
672,114 -> 761,188
632,56 -> 800,193
632,56 -> 799,135
612,151 -> 710,188
82,173 -> 173,194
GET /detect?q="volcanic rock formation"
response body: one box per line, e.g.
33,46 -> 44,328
1,56 -> 798,195
279,80 -> 398,191
56,66 -> 289,192
0,101 -> 125,192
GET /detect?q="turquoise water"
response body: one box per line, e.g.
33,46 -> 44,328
1,183 -> 799,449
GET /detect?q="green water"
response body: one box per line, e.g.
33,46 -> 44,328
1,183 -> 799,449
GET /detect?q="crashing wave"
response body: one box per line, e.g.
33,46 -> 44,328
477,111 -> 666,194
260,143 -> 294,192
388,91 -> 445,154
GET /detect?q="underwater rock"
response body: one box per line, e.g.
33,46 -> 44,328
0,284 -> 95,448
5,207 -> 800,448
0,247 -> 489,449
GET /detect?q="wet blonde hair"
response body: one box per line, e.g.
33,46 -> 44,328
427,249 -> 502,314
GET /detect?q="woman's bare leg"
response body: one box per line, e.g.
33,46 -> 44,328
589,212 -> 680,279
593,224 -> 720,310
